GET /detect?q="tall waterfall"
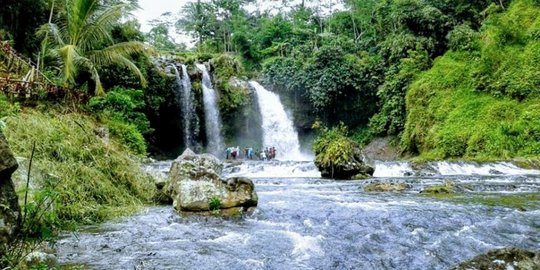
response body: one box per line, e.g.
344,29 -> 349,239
250,81 -> 305,160
173,65 -> 196,149
196,63 -> 224,156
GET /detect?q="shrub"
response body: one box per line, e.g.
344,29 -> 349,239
88,87 -> 152,135
313,122 -> 355,168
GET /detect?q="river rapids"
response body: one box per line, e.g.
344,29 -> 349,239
56,161 -> 540,269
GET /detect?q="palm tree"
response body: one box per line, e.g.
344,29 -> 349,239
38,0 -> 148,96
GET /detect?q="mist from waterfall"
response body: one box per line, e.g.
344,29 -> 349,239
250,81 -> 307,161
196,63 -> 224,156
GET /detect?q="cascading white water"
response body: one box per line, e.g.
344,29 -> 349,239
196,63 -> 224,156
372,160 -> 540,177
172,65 -> 196,149
250,81 -> 306,160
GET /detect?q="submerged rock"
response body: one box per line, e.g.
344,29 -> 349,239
0,132 -> 20,259
364,183 -> 410,192
165,149 -> 258,213
450,248 -> 540,270
421,182 -> 456,194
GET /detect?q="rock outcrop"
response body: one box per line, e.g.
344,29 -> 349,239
0,132 -> 20,258
316,147 -> 374,180
165,149 -> 258,212
450,248 -> 540,270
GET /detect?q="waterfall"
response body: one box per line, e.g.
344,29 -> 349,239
195,63 -> 224,156
250,81 -> 306,161
172,65 -> 196,149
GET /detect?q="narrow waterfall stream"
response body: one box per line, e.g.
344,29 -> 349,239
196,64 -> 224,156
57,161 -> 540,269
172,65 -> 196,149
250,81 -> 306,160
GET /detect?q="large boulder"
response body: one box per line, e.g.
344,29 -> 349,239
0,132 -> 20,258
316,146 -> 374,180
450,248 -> 540,270
165,149 -> 258,212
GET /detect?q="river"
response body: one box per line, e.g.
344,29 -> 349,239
56,161 -> 540,269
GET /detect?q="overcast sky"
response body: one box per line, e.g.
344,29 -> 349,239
132,0 -> 184,32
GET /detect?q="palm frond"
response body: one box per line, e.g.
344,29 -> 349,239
112,55 -> 147,87
88,41 -> 149,66
58,44 -> 80,86
67,0 -> 99,45
37,23 -> 66,47
79,4 -> 127,51
90,66 -> 105,96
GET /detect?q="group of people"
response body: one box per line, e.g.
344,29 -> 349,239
225,146 -> 277,161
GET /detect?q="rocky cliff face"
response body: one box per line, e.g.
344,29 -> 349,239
165,149 -> 258,212
0,132 -> 20,258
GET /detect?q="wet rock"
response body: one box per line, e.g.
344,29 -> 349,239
362,137 -> 400,162
0,132 -> 20,259
364,183 -> 411,192
411,162 -> 438,177
450,248 -> 540,270
25,251 -> 58,269
316,147 -> 374,180
165,149 -> 258,213
421,182 -> 455,194
489,169 -> 504,175
150,170 -> 171,204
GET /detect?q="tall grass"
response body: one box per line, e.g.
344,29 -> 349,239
4,110 -> 156,225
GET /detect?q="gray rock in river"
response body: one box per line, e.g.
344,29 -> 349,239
450,248 -> 540,270
165,149 -> 258,212
0,132 -> 21,259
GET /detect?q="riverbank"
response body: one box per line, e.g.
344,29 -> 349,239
1,107 -> 157,267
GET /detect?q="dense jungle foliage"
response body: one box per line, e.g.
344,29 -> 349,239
402,0 -> 540,160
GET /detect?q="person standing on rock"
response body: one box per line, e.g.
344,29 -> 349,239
225,147 -> 231,160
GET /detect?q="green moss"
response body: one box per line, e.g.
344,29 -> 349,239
4,110 -> 156,227
364,183 -> 409,192
429,193 -> 540,210
421,182 -> 456,194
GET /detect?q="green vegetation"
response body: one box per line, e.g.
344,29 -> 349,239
403,0 -> 540,160
88,87 -> 151,154
5,110 -> 156,225
209,196 -> 222,211
313,122 -> 356,169
37,0 -> 148,95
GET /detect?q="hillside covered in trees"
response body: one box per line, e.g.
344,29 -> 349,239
3,0 -> 539,161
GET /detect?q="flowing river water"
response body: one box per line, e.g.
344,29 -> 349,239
56,161 -> 540,269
